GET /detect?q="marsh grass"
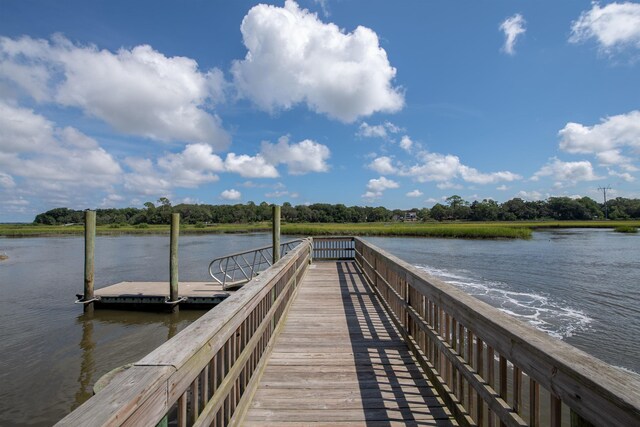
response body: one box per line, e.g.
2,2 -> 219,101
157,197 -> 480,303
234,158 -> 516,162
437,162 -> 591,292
614,225 -> 638,233
2,220 -> 639,239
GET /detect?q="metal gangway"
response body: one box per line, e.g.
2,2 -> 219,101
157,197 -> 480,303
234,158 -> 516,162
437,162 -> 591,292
208,239 -> 303,290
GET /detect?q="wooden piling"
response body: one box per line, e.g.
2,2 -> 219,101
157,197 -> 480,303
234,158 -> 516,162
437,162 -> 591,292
272,205 -> 280,263
170,213 -> 179,305
84,210 -> 96,313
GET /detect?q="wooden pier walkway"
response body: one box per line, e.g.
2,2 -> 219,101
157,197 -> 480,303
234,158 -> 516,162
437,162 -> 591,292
59,237 -> 640,427
244,261 -> 455,426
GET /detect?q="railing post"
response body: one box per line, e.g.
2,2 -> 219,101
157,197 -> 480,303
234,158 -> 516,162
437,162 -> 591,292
84,209 -> 96,314
272,205 -> 281,263
170,213 -> 180,306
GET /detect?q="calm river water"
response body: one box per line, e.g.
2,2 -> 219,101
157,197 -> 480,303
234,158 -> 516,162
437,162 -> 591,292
0,230 -> 638,425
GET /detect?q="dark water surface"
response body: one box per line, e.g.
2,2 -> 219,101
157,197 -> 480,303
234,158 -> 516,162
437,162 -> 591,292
0,233 -> 274,427
0,230 -> 638,425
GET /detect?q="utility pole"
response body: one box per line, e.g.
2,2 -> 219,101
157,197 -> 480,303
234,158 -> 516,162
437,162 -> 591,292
598,185 -> 612,219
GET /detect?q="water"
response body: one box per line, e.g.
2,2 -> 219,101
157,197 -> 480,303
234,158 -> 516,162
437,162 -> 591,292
0,233 -> 274,427
0,230 -> 638,425
367,229 -> 640,374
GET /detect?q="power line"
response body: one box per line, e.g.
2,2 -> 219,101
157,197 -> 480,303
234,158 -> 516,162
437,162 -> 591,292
598,185 -> 612,219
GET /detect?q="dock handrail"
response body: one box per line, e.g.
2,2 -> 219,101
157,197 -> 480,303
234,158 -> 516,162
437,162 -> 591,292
353,237 -> 640,427
57,238 -> 312,427
208,239 -> 304,289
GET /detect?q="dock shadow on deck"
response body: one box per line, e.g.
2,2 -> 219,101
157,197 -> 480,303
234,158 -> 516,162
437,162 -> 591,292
244,261 -> 457,426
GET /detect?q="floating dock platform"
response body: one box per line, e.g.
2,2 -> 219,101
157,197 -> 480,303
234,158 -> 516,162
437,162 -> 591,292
77,281 -> 231,310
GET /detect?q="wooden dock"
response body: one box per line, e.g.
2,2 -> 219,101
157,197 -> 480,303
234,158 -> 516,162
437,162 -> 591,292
85,281 -> 230,309
59,237 -> 640,427
244,261 -> 455,425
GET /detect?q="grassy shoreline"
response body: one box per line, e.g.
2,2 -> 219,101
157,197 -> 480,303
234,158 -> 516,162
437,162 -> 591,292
1,220 -> 639,239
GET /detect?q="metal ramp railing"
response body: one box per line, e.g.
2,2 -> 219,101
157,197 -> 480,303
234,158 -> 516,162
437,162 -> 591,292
208,239 -> 304,289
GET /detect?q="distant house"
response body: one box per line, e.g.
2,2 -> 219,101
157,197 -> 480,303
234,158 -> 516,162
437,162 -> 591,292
404,211 -> 418,221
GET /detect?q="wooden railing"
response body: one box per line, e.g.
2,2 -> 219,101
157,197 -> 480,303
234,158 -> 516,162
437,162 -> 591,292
311,236 -> 355,260
354,237 -> 640,427
57,238 -> 312,427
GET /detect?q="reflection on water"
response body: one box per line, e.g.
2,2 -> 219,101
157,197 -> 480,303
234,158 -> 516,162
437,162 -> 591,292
0,233 -> 274,427
74,315 -> 95,409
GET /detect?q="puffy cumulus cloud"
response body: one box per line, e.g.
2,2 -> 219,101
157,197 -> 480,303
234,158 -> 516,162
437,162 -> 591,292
361,176 -> 399,200
609,169 -> 635,182
261,136 -> 330,175
459,166 -> 521,185
406,189 -> 423,197
0,102 -> 121,191
232,0 -> 403,122
224,153 -> 279,178
0,35 -> 229,148
123,158 -> 172,195
399,135 -> 413,152
367,176 -> 399,192
357,121 -> 402,139
221,189 -> 242,201
532,158 -> 600,184
0,101 -> 54,152
370,150 -> 521,186
570,2 -> 640,52
157,143 -> 224,187
558,111 -> 640,172
368,156 -> 397,175
500,14 -> 526,55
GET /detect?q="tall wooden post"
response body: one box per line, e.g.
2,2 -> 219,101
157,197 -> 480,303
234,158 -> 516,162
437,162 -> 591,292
84,210 -> 96,313
272,205 -> 281,263
170,213 -> 180,305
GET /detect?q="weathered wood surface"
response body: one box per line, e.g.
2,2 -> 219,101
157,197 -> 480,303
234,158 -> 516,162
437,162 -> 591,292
354,237 -> 640,427
243,261 -> 457,426
94,281 -> 229,298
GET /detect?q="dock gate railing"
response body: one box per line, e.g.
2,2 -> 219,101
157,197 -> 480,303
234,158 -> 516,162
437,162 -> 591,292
58,236 -> 640,426
208,239 -> 304,289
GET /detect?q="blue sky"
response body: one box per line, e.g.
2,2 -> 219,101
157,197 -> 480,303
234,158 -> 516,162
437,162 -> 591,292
1,0 -> 639,221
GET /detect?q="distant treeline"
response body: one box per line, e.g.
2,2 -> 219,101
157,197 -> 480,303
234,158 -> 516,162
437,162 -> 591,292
33,195 -> 640,225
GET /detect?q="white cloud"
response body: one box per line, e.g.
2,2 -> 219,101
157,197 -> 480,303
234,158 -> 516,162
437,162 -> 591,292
570,2 -> 640,52
0,101 -> 54,152
532,158 -> 600,184
367,176 -> 399,192
123,158 -> 172,195
0,102 -> 122,191
406,189 -> 423,197
459,165 -> 521,185
261,136 -> 330,174
312,0 -> 330,17
0,35 -> 229,148
357,121 -> 402,139
437,182 -> 463,190
516,190 -> 543,201
558,111 -> 640,171
221,189 -> 242,201
368,156 -> 397,175
399,135 -> 413,152
497,185 -> 509,191
500,14 -> 526,55
157,143 -> 224,187
224,153 -> 279,178
609,169 -> 635,182
232,0 -> 403,122
265,190 -> 299,198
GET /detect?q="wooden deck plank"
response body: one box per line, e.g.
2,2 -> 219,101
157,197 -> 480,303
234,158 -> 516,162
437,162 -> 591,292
95,281 -> 228,298
244,261 -> 456,425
